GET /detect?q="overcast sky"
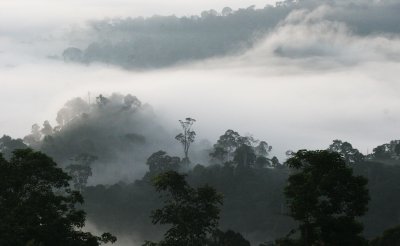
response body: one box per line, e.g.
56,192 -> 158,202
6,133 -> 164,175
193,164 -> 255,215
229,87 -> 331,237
1,0 -> 400,159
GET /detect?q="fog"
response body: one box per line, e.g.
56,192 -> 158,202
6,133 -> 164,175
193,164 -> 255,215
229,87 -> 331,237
2,1 -> 400,245
1,0 -> 400,162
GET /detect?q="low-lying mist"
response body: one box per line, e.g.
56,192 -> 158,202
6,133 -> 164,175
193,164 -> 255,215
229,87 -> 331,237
2,58 -> 399,160
1,0 -> 400,184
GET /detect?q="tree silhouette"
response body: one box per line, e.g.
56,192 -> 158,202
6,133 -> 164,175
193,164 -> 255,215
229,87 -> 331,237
96,94 -> 109,107
283,150 -> 369,246
175,118 -> 196,163
146,150 -> 180,176
66,153 -> 97,192
370,225 -> 400,246
209,145 -> 229,164
255,140 -> 272,157
145,171 -> 222,246
0,135 -> 27,160
234,144 -> 256,168
328,139 -> 364,164
210,129 -> 241,162
0,149 -> 116,246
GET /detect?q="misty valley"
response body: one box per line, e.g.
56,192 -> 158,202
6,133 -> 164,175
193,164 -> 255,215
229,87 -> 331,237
2,0 -> 400,245
1,93 -> 400,245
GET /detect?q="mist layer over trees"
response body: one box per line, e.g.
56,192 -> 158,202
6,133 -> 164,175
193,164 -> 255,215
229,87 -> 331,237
80,137 -> 400,244
19,93 -> 179,184
2,0 -> 400,245
2,93 -> 400,245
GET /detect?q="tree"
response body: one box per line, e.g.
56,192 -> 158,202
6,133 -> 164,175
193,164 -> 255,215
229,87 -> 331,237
221,7 -> 233,16
373,144 -> 391,159
371,140 -> 400,160
234,144 -> 256,168
255,156 -> 270,168
23,123 -> 42,148
395,143 -> 400,156
146,150 -> 180,175
175,117 -> 196,163
65,164 -> 92,192
210,130 -> 241,162
66,153 -> 97,192
96,94 -> 109,107
209,145 -> 228,164
41,120 -> 54,136
271,156 -> 280,168
123,94 -> 141,110
210,130 -> 272,166
55,97 -> 90,126
255,141 -> 272,157
0,149 -> 116,246
145,171 -> 223,246
283,150 -> 370,246
201,9 -> 218,18
370,225 -> 400,246
0,135 -> 27,160
328,140 -> 364,164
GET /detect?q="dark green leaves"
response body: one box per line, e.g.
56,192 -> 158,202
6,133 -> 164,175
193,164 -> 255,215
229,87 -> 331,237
148,171 -> 223,246
0,149 -> 116,246
283,150 -> 370,246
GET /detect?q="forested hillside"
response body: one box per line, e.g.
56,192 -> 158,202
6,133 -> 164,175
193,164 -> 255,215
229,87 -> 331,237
2,94 -> 400,245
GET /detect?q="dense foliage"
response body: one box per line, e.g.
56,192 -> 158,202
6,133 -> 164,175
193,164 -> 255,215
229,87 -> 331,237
81,138 -> 400,244
3,106 -> 400,245
62,5 -> 293,69
0,135 -> 27,160
0,149 -> 116,246
145,171 -> 223,245
283,150 -> 369,245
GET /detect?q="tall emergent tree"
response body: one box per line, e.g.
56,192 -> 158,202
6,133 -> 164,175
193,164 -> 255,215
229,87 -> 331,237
283,150 -> 370,246
0,149 -> 116,246
175,117 -> 196,163
145,171 -> 223,246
